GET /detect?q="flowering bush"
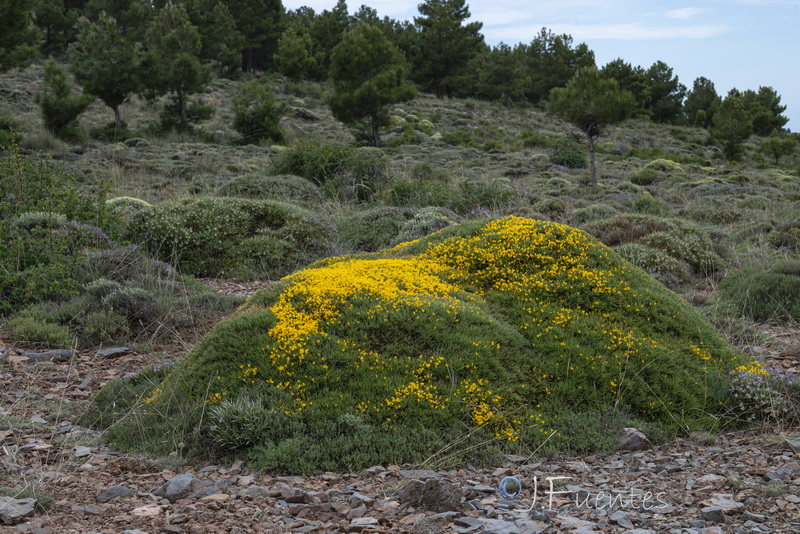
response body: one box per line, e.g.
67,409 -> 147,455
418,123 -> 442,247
725,362 -> 796,423
102,216 -> 750,471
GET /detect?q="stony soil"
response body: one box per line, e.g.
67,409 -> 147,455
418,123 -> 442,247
1,284 -> 799,534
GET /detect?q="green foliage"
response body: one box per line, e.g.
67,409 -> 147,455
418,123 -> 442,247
684,77 -> 720,127
95,217 -> 746,473
549,67 -> 635,185
0,0 -> 40,71
217,174 -> 323,205
329,23 -> 416,147
644,60 -> 686,124
711,93 -> 753,161
550,138 -> 587,169
392,207 -> 458,245
569,204 -> 616,226
0,114 -> 23,149
614,242 -> 690,290
274,26 -> 317,80
641,230 -> 722,276
336,207 -> 416,252
413,0 -> 485,99
127,197 -> 335,278
719,261 -> 800,323
601,59 -> 650,117
760,134 -> 797,164
185,0 -> 246,78
269,142 -> 388,201
629,168 -> 659,186
643,158 -> 684,173
139,1 -> 212,130
520,28 -> 596,105
7,313 -> 73,348
232,77 -> 286,144
69,13 -> 137,129
36,59 -> 94,141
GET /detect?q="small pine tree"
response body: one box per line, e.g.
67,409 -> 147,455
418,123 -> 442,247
711,93 -> 753,161
761,134 -> 798,164
36,59 -> 94,140
0,0 -> 40,71
549,67 -> 635,186
232,78 -> 286,144
329,23 -> 416,147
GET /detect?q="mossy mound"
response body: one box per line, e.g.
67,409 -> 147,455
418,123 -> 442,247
91,216 -> 748,472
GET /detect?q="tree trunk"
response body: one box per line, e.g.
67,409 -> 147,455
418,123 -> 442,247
588,135 -> 597,187
370,113 -> 381,147
113,105 -> 122,129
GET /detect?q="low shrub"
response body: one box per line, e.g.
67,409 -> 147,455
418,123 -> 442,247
643,159 -> 684,174
550,138 -> 586,169
216,174 -> 323,205
336,207 -> 416,252
391,207 -> 458,246
719,261 -> 800,323
7,314 -> 73,349
614,243 -> 690,290
569,204 -> 616,226
629,168 -> 659,186
269,142 -> 387,201
387,179 -> 453,208
127,197 -> 335,278
641,230 -> 722,275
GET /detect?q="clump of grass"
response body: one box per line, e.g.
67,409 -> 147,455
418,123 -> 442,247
216,174 -> 324,205
91,216 -> 749,473
718,260 -> 800,323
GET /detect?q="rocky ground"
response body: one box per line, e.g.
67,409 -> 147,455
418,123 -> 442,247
1,286 -> 799,533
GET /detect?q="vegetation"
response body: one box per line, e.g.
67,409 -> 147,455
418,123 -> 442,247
0,0 -> 797,475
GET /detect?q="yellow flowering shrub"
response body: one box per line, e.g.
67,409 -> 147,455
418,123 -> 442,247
147,216 -> 750,470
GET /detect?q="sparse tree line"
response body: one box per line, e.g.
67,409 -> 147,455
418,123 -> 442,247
0,0 -> 793,156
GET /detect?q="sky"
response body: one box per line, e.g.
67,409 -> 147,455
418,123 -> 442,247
283,0 -> 799,131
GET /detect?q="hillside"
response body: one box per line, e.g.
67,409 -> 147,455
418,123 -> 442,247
1,63 -> 799,531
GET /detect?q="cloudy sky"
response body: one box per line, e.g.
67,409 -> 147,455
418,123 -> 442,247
283,0 -> 799,131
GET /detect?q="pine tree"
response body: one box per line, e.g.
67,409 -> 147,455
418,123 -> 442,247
36,58 -> 94,139
684,77 -> 720,127
69,13 -> 138,128
329,23 -> 416,147
414,0 -> 484,99
711,92 -> 753,160
549,67 -> 635,186
0,0 -> 40,71
522,28 -> 595,105
274,25 -> 316,80
644,60 -> 686,123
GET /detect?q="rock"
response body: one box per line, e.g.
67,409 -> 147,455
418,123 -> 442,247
163,473 -> 196,503
348,517 -> 378,532
17,349 -> 72,362
83,504 -> 106,515
700,493 -> 744,513
399,469 -> 442,480
610,510 -> 634,529
483,518 -> 524,534
0,497 -> 36,525
96,347 -> 131,358
97,484 -> 133,504
398,478 -> 462,513
700,506 -> 726,523
617,427 -> 651,451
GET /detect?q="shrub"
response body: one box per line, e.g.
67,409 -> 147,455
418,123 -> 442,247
94,216 -> 747,473
569,204 -> 616,226
614,243 -> 690,290
719,261 -> 800,323
408,161 -> 449,182
643,159 -> 684,174
336,207 -> 416,252
103,287 -> 158,322
724,364 -> 788,424
232,78 -> 286,144
629,168 -> 659,186
582,214 -> 671,246
81,309 -> 131,345
269,142 -> 387,201
387,179 -> 453,208
550,139 -> 587,169
7,314 -> 73,349
391,207 -> 458,246
641,230 -> 722,275
520,129 -> 550,148
35,59 -> 93,141
216,174 -> 323,205
0,114 -> 23,149
128,197 -> 335,278
452,178 -> 513,214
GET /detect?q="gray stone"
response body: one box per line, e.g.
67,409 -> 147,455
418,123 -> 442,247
346,505 -> 366,519
399,469 -> 442,480
478,518 -> 520,534
700,493 -> 744,513
743,511 -> 766,523
0,497 -> 36,525
609,510 -> 634,529
18,349 -> 72,362
700,506 -> 726,524
626,530 -> 657,534
617,427 -> 651,451
163,473 -> 196,503
96,347 -> 131,358
687,519 -> 706,528
398,478 -> 462,513
347,491 -> 373,507
97,484 -> 132,503
348,517 -> 378,532
83,504 -> 105,515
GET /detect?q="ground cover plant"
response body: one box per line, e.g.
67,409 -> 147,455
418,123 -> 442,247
86,216 -> 756,473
